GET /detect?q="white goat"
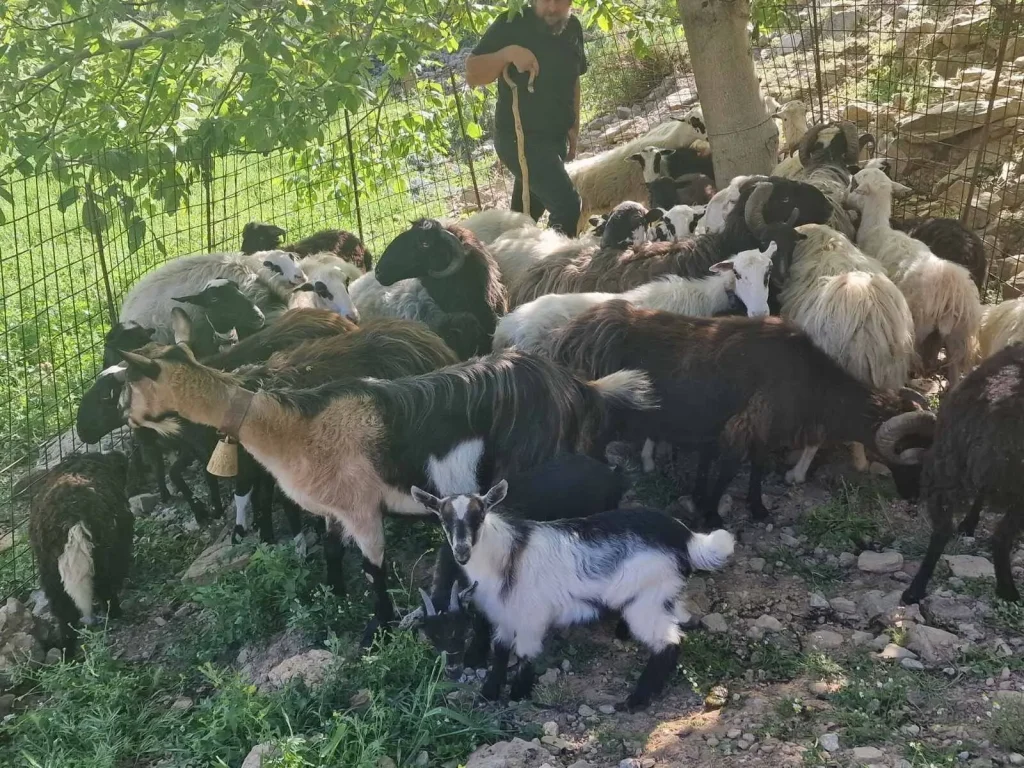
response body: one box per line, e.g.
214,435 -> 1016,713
777,224 -> 917,481
848,168 -> 981,385
289,253 -> 360,322
980,298 -> 1024,359
411,480 -> 735,710
568,116 -> 705,230
118,250 -> 305,344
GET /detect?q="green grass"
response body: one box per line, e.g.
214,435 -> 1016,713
800,479 -> 886,552
769,548 -> 843,592
677,633 -> 742,695
991,698 -> 1024,753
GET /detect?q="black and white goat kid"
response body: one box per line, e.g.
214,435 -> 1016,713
410,480 -> 735,711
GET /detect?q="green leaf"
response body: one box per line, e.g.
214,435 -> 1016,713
81,199 -> 108,237
465,122 -> 483,140
126,216 -> 146,253
56,187 -> 79,211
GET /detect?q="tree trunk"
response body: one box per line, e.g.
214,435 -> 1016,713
676,0 -> 778,183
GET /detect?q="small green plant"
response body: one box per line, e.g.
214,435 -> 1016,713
800,479 -> 884,551
991,698 -> 1024,752
992,599 -> 1024,633
749,640 -> 802,682
677,633 -> 741,695
769,548 -> 843,591
905,740 -> 961,766
581,32 -> 683,121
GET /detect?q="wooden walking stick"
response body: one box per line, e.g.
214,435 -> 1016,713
503,64 -> 534,215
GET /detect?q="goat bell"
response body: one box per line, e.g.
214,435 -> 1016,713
206,435 -> 239,477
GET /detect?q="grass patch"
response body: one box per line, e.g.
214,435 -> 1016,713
904,740 -> 961,766
677,633 -> 742,695
629,470 -> 680,509
991,698 -> 1024,753
992,600 -> 1024,633
800,479 -> 884,551
3,629 -> 508,767
749,640 -> 802,682
769,548 -> 843,592
760,697 -> 819,742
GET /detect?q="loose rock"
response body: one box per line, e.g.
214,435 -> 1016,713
852,746 -> 886,761
859,551 -> 904,573
942,555 -> 996,580
819,733 -> 840,752
129,493 -> 160,517
829,597 -> 858,615
805,629 -> 844,650
879,643 -> 918,661
901,658 -> 926,671
265,649 -> 335,690
702,613 -> 729,633
755,615 -> 784,632
241,743 -> 280,768
578,704 -> 596,717
809,593 -> 830,610
907,624 -> 966,664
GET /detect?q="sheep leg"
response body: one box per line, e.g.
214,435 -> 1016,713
991,508 -> 1022,603
901,499 -> 954,604
849,442 -> 870,473
641,439 -> 656,473
323,520 -> 347,596
105,593 -> 122,620
169,452 -> 209,525
785,445 -> 819,485
692,445 -> 717,508
463,612 -> 494,669
202,471 -> 224,519
359,556 -> 394,648
746,449 -> 770,521
702,453 -> 742,529
140,433 -> 171,501
481,641 -> 511,701
49,588 -> 82,658
126,436 -> 147,497
958,494 -> 985,536
280,493 -> 304,538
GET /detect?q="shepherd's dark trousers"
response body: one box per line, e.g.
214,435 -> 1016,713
495,132 -> 582,237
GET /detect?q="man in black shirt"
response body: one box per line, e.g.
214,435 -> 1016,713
466,0 -> 587,236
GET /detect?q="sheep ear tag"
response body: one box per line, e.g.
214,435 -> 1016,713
207,436 -> 239,478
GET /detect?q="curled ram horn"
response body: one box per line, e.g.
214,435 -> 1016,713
840,120 -> 861,165
743,181 -> 774,236
875,410 -> 936,464
427,229 -> 469,279
898,386 -> 932,410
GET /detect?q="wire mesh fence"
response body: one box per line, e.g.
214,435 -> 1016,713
1,6 -> 1022,600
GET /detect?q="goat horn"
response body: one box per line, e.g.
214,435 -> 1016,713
898,386 -> 932,410
785,207 -> 800,226
459,580 -> 479,604
418,587 -> 437,617
448,581 -> 461,613
427,230 -> 468,279
875,411 -> 936,464
840,121 -> 860,165
744,181 -> 773,236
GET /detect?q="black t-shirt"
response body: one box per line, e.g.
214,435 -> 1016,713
471,8 -> 587,140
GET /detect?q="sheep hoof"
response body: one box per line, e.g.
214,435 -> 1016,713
480,677 -> 502,701
359,618 -> 383,649
231,525 -> 247,544
642,457 -> 656,473
996,585 -> 1021,603
900,588 -> 923,605
784,468 -> 806,485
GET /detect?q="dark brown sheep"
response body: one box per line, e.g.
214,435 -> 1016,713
902,343 -> 1024,605
240,222 -> 373,271
29,452 -> 134,657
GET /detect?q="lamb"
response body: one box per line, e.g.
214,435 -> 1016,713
551,302 -> 936,526
901,343 -> 1024,605
589,201 -> 665,249
774,224 -> 917,480
848,167 -> 982,385
695,175 -> 752,235
772,100 -> 809,154
350,219 -> 507,356
29,452 -> 134,656
510,177 -> 831,305
648,203 -> 707,242
889,217 -> 988,290
567,115 -> 707,230
118,250 -> 306,344
980,298 -> 1024,358
493,241 -> 778,357
240,222 -> 373,272
116,344 -> 656,637
411,480 -> 735,710
456,209 -> 536,245
629,145 -> 715,185
286,253 -> 361,322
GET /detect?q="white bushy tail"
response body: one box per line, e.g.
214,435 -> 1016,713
57,522 -> 95,623
591,369 -> 659,412
687,529 -> 736,572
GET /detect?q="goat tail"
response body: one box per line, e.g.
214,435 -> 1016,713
57,522 -> 96,622
589,369 -> 658,413
687,529 -> 735,572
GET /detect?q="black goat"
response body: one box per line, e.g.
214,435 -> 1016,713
902,343 -> 1024,605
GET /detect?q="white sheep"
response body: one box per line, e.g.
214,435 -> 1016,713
980,298 -> 1024,359
777,224 -> 917,481
848,168 -> 981,385
288,253 -> 360,322
494,242 -> 777,357
488,225 -> 599,300
648,204 -> 707,242
455,209 -> 536,245
695,176 -> 751,235
568,115 -> 706,231
118,250 -> 305,344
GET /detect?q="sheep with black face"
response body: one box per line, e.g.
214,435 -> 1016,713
350,218 -> 507,356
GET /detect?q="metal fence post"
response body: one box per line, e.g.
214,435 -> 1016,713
344,112 -> 365,244
202,149 -> 214,252
451,73 -> 483,210
809,0 -> 826,122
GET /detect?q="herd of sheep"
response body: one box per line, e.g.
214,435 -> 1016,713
24,101 -> 1024,712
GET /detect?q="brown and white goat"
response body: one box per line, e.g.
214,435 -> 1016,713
116,345 -> 655,637
551,301 -> 936,526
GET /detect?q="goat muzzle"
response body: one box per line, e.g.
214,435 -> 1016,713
875,411 -> 936,464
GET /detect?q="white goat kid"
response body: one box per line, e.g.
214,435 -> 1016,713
411,480 -> 735,711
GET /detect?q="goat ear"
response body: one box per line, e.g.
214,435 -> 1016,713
644,208 -> 665,224
171,308 -> 192,345
627,153 -> 644,167
892,181 -> 913,197
172,293 -> 202,306
709,260 -> 735,274
411,486 -> 441,513
482,479 -> 508,509
588,215 -> 602,227
117,349 -> 160,380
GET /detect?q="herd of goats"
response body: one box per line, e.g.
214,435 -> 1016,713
23,103 -> 1024,712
